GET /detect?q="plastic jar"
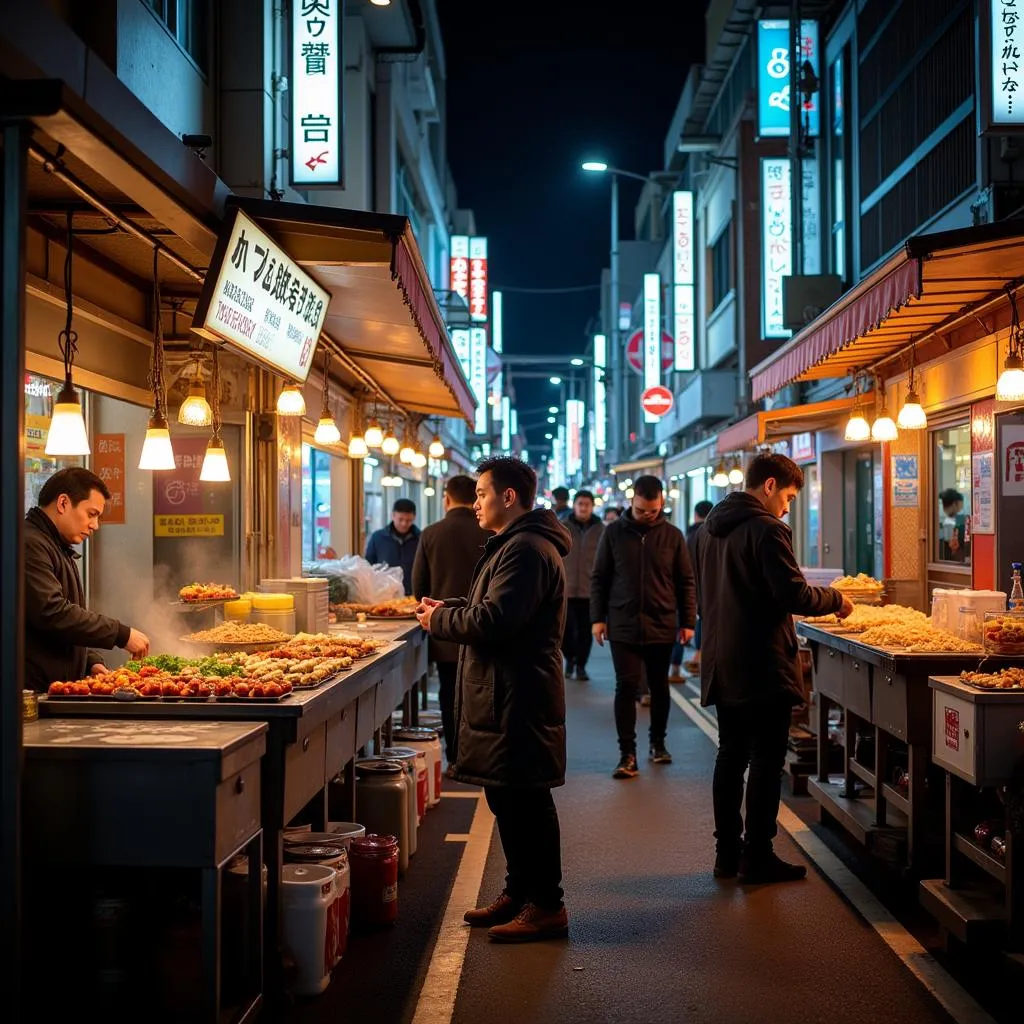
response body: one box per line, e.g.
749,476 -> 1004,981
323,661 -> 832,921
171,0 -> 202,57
392,727 -> 443,809
378,748 -> 421,852
284,844 -> 350,967
355,760 -> 409,874
281,864 -> 336,996
325,822 -> 366,850
349,834 -> 399,929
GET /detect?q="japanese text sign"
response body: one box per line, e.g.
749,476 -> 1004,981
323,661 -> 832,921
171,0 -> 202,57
643,273 -> 662,424
192,208 -> 329,383
673,191 -> 695,372
757,20 -> 820,139
469,237 -> 488,322
94,433 -> 126,525
761,159 -> 793,339
291,0 -> 343,186
989,0 -> 1024,127
470,327 -> 488,435
450,236 -> 469,303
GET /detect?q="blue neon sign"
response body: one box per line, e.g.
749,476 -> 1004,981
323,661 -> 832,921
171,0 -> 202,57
757,20 -> 820,139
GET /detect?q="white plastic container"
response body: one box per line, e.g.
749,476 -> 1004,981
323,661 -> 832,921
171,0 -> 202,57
326,821 -> 366,850
392,727 -> 443,809
281,864 -> 336,996
933,588 -> 1005,634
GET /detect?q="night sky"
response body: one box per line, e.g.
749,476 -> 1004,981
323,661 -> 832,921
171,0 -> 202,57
438,0 -> 706,463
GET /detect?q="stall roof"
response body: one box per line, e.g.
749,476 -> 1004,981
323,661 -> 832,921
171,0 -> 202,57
609,456 -> 664,475
749,220 -> 1024,401
714,396 -> 859,453
228,197 -> 475,424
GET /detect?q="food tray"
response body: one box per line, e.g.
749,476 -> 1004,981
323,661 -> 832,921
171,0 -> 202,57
177,637 -> 284,656
45,692 -> 161,701
366,614 -> 417,621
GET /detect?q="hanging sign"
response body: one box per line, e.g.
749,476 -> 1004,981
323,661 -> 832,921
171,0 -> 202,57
672,190 -> 696,371
469,237 -> 488,322
983,0 -> 1024,131
290,0 -> 343,186
192,208 -> 329,383
761,158 -> 793,339
94,433 -> 126,525
641,386 -> 674,419
756,20 -> 820,139
450,236 -> 470,303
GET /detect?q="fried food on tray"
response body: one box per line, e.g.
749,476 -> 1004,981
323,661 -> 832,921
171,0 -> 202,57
338,596 -> 419,617
805,604 -> 928,630
178,582 -> 239,602
856,623 -> 982,652
830,573 -> 884,592
959,668 -> 1024,689
182,622 -> 292,644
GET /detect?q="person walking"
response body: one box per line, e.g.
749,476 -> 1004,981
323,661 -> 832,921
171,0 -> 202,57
591,475 -> 696,779
561,489 -> 603,682
694,453 -> 853,884
551,486 -> 572,520
670,499 -> 713,680
365,497 -> 420,595
416,456 -> 571,943
411,474 -> 491,763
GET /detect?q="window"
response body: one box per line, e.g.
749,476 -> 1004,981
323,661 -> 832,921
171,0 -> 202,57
799,464 -> 821,568
143,0 -> 209,73
933,424 -> 971,566
301,443 -> 335,561
709,227 -> 731,312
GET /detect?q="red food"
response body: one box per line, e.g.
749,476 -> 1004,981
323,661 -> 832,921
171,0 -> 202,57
214,680 -> 233,697
48,682 -> 65,695
160,681 -> 180,696
250,684 -> 266,698
233,681 -> 250,697
265,683 -> 283,697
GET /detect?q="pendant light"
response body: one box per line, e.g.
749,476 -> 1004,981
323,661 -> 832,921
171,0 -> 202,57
711,460 -> 730,488
381,420 -> 401,456
844,375 -> 871,441
346,395 -> 368,458
428,433 -> 445,459
870,374 -> 898,442
411,450 -> 428,469
997,287 -> 1024,402
177,354 -> 213,427
728,460 -> 745,486
399,429 -> 416,464
200,347 -> 231,482
139,248 -> 176,471
45,212 -> 91,457
312,349 -> 341,445
277,382 -> 306,416
897,345 -> 927,429
364,413 -> 384,448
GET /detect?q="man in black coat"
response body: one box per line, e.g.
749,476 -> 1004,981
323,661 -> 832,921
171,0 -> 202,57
695,453 -> 853,884
411,474 -> 491,762
25,467 -> 150,691
416,456 -> 571,944
671,499 -> 714,679
591,475 -> 696,779
365,497 -> 420,595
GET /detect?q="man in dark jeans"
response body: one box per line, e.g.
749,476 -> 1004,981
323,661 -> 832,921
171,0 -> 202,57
591,475 -> 696,778
411,474 -> 490,763
417,457 -> 571,943
561,489 -> 603,681
695,453 -> 854,884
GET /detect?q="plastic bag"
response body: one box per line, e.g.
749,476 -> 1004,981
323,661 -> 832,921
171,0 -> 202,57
366,565 -> 404,604
304,555 -> 404,605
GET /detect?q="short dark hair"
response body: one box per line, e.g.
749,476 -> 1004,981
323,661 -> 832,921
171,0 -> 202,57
393,498 -> 416,514
694,500 -> 713,519
444,474 -> 477,505
38,467 -> 110,507
633,475 -> 663,500
478,456 -> 538,509
746,453 -> 804,491
551,486 -> 570,502
939,488 -> 964,509
603,507 -> 622,520
574,489 -> 594,503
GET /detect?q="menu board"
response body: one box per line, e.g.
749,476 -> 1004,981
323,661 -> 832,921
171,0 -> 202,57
93,433 -> 126,525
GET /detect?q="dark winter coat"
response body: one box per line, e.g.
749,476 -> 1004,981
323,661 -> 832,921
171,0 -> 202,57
411,506 -> 491,663
694,491 -> 844,709
685,519 -> 704,570
429,509 -> 571,788
590,509 -> 697,645
365,523 -> 421,595
562,514 -> 604,600
24,507 -> 130,692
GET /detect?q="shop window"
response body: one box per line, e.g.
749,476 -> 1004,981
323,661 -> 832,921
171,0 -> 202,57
302,443 -> 335,561
143,0 -> 209,73
709,227 -> 732,312
799,464 -> 821,568
933,424 -> 971,566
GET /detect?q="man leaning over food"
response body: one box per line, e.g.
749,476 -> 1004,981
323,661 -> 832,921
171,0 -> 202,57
24,467 -> 150,692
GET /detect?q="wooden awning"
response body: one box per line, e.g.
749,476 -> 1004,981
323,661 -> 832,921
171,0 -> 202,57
714,396 -> 859,453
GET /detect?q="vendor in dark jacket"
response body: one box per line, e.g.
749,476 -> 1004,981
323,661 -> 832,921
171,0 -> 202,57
365,497 -> 420,595
694,453 -> 853,885
411,474 -> 491,762
25,467 -> 151,692
591,475 -> 697,779
416,456 -> 571,944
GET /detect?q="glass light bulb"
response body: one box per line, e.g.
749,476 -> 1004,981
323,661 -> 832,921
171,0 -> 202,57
314,416 -> 342,445
199,437 -> 231,481
871,413 -> 898,442
428,436 -> 445,458
997,365 -> 1024,402
897,391 -> 927,429
412,451 -> 428,468
712,472 -> 729,487
424,486 -> 436,497
844,413 -> 871,442
381,432 -> 401,456
364,419 -> 384,447
277,384 -> 306,416
399,444 -> 416,464
728,466 -> 745,485
347,434 -> 368,459
138,418 -> 176,470
44,389 -> 91,456
177,381 -> 213,426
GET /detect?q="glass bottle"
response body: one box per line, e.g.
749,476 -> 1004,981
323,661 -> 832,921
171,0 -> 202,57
1010,563 -> 1024,612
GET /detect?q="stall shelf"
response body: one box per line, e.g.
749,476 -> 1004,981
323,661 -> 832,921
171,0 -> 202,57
22,717 -> 267,1023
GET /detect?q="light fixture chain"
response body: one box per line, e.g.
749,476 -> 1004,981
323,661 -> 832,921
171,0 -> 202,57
58,211 -> 79,389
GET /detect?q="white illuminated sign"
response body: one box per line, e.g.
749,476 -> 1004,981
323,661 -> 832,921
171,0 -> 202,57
469,237 -> 488,322
193,208 -> 329,382
566,399 -> 584,476
643,273 -> 662,423
451,328 -> 471,379
593,333 -> 607,452
587,408 -> 597,474
501,396 -> 511,451
594,333 -> 607,369
470,327 -> 488,434
290,0 -> 342,187
761,159 -> 793,339
802,159 -> 821,275
673,191 -> 694,285
672,191 -> 695,372
992,0 -> 1024,125
510,407 -> 518,438
450,236 -> 469,302
492,290 -> 503,352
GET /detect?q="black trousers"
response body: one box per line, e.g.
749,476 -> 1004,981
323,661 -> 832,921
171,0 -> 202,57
436,661 -> 458,762
485,786 -> 564,910
609,641 -> 675,753
713,699 -> 793,854
562,598 -> 593,669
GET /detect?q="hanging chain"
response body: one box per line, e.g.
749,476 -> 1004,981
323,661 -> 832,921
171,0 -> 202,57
321,348 -> 332,418
1009,285 -> 1023,361
150,246 -> 167,419
211,346 -> 222,439
57,211 -> 79,389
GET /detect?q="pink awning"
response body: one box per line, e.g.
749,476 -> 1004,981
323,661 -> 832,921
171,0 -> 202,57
713,397 -> 859,454
714,414 -> 759,454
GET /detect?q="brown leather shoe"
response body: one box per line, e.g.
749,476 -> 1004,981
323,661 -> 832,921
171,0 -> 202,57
464,892 -> 523,927
487,903 -> 569,943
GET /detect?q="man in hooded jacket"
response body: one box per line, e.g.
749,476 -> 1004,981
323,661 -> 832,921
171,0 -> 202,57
416,456 -> 571,943
694,453 -> 853,884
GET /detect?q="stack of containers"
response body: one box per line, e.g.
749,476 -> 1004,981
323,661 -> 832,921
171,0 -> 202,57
249,592 -> 296,635
392,727 -> 443,809
259,577 -> 330,634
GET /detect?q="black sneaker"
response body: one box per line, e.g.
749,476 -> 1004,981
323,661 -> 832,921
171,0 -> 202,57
738,851 -> 808,885
612,753 -> 639,779
649,745 -> 673,764
713,849 -> 740,879
575,666 -> 590,682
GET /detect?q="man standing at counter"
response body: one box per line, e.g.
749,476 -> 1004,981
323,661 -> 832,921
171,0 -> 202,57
694,453 -> 853,884
25,467 -> 150,691
365,497 -> 420,596
415,456 -> 571,943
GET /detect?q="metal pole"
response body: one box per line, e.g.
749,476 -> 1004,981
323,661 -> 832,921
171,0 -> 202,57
609,173 -> 621,464
0,119 -> 27,1004
790,0 -> 804,276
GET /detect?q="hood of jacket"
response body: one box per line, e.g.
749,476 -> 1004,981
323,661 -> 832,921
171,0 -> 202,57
488,507 -> 572,557
703,491 -> 779,538
621,507 -> 668,535
26,506 -> 80,557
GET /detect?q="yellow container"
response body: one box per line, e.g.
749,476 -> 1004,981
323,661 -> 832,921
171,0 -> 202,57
224,598 -> 252,622
252,592 -> 295,612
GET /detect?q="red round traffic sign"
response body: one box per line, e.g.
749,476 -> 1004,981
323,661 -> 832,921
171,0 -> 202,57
641,385 -> 674,418
626,329 -> 674,375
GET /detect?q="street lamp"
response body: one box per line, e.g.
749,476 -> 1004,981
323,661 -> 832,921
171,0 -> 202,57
570,357 -> 584,367
549,376 -> 562,385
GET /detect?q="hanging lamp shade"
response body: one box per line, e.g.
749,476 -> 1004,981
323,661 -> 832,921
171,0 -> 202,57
411,451 -> 428,469
728,462 -> 745,486
277,383 -> 306,416
314,416 -> 342,445
45,384 -> 91,456
710,461 -> 729,488
199,435 -> 231,481
997,352 -> 1024,402
138,413 -> 177,471
178,376 -> 213,427
844,410 -> 871,441
428,434 -> 445,459
347,433 -> 368,459
399,441 -> 416,464
364,417 -> 384,448
381,425 -> 401,456
897,386 -> 927,429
